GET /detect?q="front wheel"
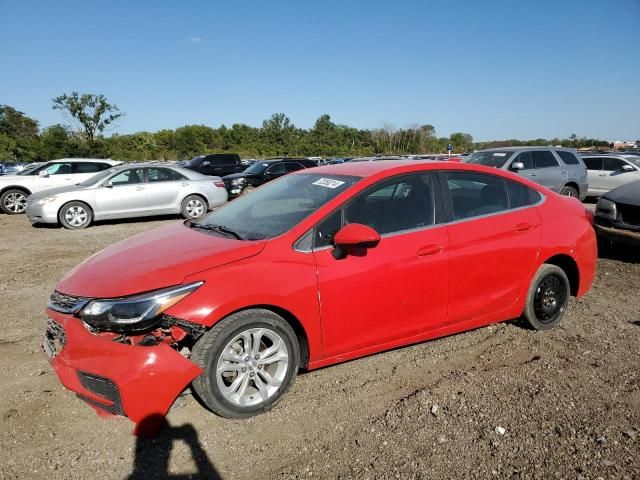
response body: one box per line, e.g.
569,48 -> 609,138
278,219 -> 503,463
521,264 -> 570,330
59,201 -> 93,229
191,309 -> 300,418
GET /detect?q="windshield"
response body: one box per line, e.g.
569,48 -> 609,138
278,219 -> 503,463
77,168 -> 118,186
196,173 -> 359,240
622,156 -> 640,167
467,151 -> 514,168
243,162 -> 271,174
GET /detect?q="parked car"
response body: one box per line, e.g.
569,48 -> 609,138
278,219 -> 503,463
0,159 -> 121,214
581,154 -> 640,197
594,179 -> 640,248
44,160 -> 596,434
467,147 -> 588,199
26,164 -> 227,229
222,158 -> 317,197
0,162 -> 29,175
181,154 -> 243,177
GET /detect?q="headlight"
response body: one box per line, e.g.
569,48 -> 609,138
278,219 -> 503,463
231,178 -> 246,185
79,282 -> 202,332
595,198 -> 617,221
37,196 -> 57,204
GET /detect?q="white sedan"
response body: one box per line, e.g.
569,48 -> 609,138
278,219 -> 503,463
26,164 -> 228,229
0,158 -> 121,214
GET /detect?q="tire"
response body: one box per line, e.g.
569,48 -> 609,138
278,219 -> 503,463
559,185 -> 578,198
59,201 -> 93,229
181,195 -> 207,219
521,264 -> 570,330
241,186 -> 256,196
191,309 -> 300,418
1,189 -> 29,214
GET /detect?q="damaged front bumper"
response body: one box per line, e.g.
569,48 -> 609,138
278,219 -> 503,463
43,309 -> 203,435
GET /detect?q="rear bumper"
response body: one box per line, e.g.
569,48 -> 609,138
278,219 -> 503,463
44,309 -> 203,435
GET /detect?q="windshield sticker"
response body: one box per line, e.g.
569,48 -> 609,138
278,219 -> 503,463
312,178 -> 346,188
493,153 -> 507,156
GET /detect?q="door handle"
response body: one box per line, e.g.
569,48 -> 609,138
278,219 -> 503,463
598,174 -> 606,177
514,223 -> 536,232
528,173 -> 537,177
417,244 -> 443,256
181,182 -> 190,187
559,170 -> 567,174
135,186 -> 145,191
64,177 -> 73,180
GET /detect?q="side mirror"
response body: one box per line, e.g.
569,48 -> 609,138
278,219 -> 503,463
622,164 -> 634,172
510,161 -> 525,171
104,181 -> 113,188
39,170 -> 50,178
201,161 -> 211,167
332,223 -> 380,259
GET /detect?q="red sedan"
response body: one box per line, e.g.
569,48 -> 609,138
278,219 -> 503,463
44,160 -> 596,434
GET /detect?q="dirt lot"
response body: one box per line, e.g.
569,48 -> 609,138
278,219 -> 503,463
1,213 -> 639,479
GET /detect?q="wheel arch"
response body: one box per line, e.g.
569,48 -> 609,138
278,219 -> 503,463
542,254 -> 579,296
564,181 -> 580,193
57,199 -> 94,221
0,185 -> 32,196
214,304 -> 311,369
182,193 -> 209,208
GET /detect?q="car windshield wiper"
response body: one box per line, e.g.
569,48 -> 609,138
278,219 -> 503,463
190,222 -> 244,240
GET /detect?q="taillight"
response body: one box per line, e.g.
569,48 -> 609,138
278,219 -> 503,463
585,208 -> 594,225
214,181 -> 225,188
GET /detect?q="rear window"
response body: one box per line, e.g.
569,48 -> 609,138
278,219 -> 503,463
532,151 -> 559,168
556,151 -> 580,165
583,157 -> 602,170
505,180 -> 542,208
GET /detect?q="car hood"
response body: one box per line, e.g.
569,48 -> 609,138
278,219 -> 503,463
29,184 -> 92,199
56,222 -> 267,298
604,180 -> 640,206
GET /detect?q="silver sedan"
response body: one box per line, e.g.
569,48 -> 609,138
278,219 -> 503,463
26,164 -> 228,229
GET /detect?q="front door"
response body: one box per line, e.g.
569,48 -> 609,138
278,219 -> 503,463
34,162 -> 74,191
95,168 -> 148,218
313,173 -> 449,358
600,157 -> 640,192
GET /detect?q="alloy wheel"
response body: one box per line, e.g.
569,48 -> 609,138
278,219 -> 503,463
3,192 -> 27,213
64,205 -> 89,227
216,327 -> 289,407
186,199 -> 205,218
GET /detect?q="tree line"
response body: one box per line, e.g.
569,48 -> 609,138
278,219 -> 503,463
0,93 -> 613,163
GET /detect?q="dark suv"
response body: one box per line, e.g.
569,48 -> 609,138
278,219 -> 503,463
223,158 -> 317,197
182,154 -> 243,177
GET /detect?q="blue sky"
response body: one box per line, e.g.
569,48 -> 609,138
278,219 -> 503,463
1,0 -> 638,141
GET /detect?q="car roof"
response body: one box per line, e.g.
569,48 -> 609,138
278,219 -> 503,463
476,146 -> 574,152
50,158 -> 122,165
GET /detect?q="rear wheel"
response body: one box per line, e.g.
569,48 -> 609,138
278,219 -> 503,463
191,309 -> 300,418
181,195 -> 207,219
59,201 -> 93,229
522,264 -> 570,330
1,189 -> 29,214
560,185 -> 578,198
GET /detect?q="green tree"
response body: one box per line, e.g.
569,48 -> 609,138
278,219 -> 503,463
0,105 -> 40,160
52,92 -> 123,142
38,124 -> 71,159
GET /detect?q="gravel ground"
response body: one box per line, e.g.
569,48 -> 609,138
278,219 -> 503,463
0,213 -> 638,479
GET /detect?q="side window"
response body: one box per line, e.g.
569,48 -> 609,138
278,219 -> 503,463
603,157 -> 626,171
285,162 -> 305,172
556,151 -> 580,165
110,168 -> 144,186
505,180 -> 543,209
344,174 -> 434,235
266,163 -> 285,175
314,209 -> 342,248
45,163 -> 72,175
532,151 -> 559,168
583,157 -> 602,170
446,172 -> 509,220
73,162 -> 102,174
97,163 -> 113,171
211,157 -> 226,166
511,151 -> 534,169
147,167 -> 185,182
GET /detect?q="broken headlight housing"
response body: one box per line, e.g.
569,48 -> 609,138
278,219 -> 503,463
79,282 -> 202,332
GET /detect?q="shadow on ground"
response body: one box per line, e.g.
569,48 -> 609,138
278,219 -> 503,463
128,416 -> 222,480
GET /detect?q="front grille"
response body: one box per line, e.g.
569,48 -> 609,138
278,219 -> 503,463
42,319 -> 66,359
76,371 -> 126,416
618,203 -> 640,227
48,291 -> 89,314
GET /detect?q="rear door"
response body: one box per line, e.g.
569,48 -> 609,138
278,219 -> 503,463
312,173 -> 449,357
444,171 -> 542,326
532,150 -> 567,192
71,162 -> 106,183
144,167 -> 188,212
94,168 -> 148,218
582,156 -> 603,194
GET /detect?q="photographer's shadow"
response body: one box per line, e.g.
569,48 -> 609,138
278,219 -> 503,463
128,415 -> 221,479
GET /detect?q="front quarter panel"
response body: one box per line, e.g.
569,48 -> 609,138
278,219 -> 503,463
167,239 -> 323,363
